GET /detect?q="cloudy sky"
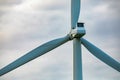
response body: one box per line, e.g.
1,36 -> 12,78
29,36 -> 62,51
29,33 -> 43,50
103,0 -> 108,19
0,0 -> 120,80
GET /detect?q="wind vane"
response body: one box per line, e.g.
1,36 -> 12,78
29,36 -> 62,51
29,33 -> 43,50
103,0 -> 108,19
0,0 -> 120,80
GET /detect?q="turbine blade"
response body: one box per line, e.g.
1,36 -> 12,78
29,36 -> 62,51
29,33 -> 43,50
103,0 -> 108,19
0,35 -> 70,76
71,0 -> 80,29
81,38 -> 120,72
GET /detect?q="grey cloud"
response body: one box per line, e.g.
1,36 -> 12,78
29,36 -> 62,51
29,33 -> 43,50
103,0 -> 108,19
82,0 -> 120,39
0,0 -> 22,17
36,1 -> 67,11
0,11 -> 6,16
0,0 -> 22,5
0,10 -> 68,54
94,19 -> 120,37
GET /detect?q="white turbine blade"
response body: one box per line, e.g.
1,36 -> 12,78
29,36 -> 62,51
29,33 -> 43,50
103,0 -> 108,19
71,0 -> 80,29
81,38 -> 120,72
0,35 -> 70,76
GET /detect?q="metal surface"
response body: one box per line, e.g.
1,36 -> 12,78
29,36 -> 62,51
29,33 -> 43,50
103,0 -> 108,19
81,38 -> 120,72
0,35 -> 70,76
69,22 -> 85,39
71,0 -> 80,29
73,38 -> 82,80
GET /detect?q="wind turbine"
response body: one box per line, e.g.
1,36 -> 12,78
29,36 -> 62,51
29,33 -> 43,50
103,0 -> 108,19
0,0 -> 120,80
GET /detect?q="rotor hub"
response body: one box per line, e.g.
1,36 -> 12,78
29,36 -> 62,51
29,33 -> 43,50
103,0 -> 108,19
69,22 -> 86,39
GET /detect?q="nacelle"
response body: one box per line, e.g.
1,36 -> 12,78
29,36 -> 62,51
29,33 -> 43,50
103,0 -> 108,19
69,22 -> 86,39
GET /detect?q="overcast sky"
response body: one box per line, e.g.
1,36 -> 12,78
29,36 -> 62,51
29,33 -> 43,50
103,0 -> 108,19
0,0 -> 120,80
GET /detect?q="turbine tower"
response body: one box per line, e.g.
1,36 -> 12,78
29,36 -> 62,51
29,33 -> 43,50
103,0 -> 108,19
0,0 -> 120,80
